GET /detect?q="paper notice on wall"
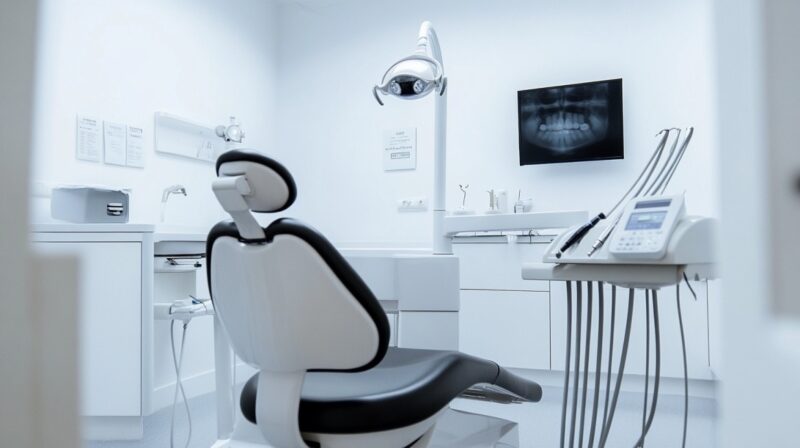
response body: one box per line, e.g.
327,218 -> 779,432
103,121 -> 127,166
126,126 -> 145,168
76,115 -> 102,162
383,128 -> 417,171
197,140 -> 215,162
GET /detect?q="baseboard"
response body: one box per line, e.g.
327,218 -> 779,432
83,416 -> 143,440
509,368 -> 718,400
149,362 -> 258,414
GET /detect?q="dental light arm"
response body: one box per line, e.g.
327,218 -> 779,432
374,21 -> 451,254
416,21 -> 443,67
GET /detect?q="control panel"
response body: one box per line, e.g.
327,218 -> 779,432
609,194 -> 686,260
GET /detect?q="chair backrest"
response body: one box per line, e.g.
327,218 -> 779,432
207,150 -> 389,373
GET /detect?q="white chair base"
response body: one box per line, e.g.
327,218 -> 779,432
211,407 -> 520,448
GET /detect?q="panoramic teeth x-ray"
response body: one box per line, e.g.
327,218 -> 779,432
518,79 -> 624,165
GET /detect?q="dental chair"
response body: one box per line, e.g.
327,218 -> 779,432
208,149 -> 543,448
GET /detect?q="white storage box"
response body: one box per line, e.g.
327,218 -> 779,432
51,186 -> 130,223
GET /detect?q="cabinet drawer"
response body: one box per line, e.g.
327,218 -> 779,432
454,242 -> 550,291
459,290 -> 550,370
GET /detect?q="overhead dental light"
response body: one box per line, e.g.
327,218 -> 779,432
374,21 -> 451,254
215,116 -> 245,145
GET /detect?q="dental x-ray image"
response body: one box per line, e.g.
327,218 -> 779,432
518,78 -> 623,165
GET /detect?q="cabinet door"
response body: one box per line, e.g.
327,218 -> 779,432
454,241 -> 550,292
459,290 -> 550,370
398,312 -> 459,350
34,242 -> 142,416
550,281 -> 711,380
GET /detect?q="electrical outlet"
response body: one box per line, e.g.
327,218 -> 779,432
398,197 -> 428,212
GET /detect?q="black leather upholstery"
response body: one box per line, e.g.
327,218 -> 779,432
206,217 -> 391,372
216,149 -> 297,212
240,347 -> 543,434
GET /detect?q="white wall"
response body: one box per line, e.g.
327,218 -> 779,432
29,0 -> 280,415
32,0 -> 279,228
274,0 -> 718,246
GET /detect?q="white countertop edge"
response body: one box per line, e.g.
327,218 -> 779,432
31,222 -> 211,241
31,222 -> 156,233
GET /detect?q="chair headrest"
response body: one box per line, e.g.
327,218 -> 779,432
216,149 -> 297,213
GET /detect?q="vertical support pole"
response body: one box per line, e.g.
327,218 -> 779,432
433,87 -> 451,255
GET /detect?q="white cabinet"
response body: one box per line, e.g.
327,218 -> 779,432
456,239 -> 549,292
346,252 -> 460,351
454,236 -> 553,370
398,312 -> 460,350
34,241 -> 142,416
460,290 -> 550,370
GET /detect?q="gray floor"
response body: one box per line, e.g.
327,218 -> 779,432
85,386 -> 717,447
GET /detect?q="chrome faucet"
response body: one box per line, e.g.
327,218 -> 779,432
160,185 -> 187,222
162,184 -> 187,202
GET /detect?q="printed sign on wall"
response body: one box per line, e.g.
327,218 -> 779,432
383,128 -> 417,171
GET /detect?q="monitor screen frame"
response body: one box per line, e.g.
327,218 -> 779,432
517,78 -> 624,166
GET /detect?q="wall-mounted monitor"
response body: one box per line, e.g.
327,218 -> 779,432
518,78 -> 624,165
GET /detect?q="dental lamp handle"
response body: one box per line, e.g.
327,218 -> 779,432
417,21 -> 443,68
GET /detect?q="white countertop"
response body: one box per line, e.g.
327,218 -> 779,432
444,210 -> 587,234
31,222 -> 210,241
152,225 -> 210,242
31,222 -> 156,233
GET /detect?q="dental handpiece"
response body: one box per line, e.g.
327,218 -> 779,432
587,215 -> 620,257
556,213 -> 606,259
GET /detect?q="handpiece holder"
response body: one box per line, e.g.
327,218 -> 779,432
533,216 -> 719,289
544,216 -> 717,266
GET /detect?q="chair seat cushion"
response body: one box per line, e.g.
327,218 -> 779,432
240,347 -> 542,434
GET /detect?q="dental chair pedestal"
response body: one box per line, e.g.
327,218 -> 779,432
208,150 -> 542,448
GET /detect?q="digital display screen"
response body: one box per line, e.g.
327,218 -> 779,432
635,199 -> 671,209
517,78 -> 624,165
625,211 -> 667,230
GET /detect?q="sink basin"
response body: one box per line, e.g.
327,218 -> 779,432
154,224 -> 209,256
